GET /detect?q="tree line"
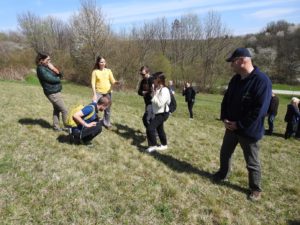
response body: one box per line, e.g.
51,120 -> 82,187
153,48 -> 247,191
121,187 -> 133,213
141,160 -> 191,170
1,0 -> 299,91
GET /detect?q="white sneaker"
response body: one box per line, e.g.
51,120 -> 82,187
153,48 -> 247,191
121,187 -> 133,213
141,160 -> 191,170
156,145 -> 168,151
146,146 -> 157,153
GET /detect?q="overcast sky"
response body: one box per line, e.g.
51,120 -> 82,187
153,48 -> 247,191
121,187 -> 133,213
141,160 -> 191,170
0,0 -> 300,35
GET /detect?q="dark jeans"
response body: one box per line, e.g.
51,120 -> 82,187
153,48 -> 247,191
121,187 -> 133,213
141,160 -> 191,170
267,114 -> 275,133
142,104 -> 154,128
72,122 -> 102,143
187,101 -> 194,118
146,113 -> 169,146
217,129 -> 262,192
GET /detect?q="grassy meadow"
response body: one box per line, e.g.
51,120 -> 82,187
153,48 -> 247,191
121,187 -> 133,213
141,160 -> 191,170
0,79 -> 299,225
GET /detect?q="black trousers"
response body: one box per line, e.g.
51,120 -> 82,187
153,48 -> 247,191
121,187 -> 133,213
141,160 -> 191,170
146,113 -> 169,146
73,122 -> 102,143
187,101 -> 194,118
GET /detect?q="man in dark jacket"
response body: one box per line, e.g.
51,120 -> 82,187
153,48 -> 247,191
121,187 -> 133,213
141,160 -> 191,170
265,92 -> 279,135
138,66 -> 154,127
213,48 -> 272,201
182,82 -> 196,119
36,52 -> 68,131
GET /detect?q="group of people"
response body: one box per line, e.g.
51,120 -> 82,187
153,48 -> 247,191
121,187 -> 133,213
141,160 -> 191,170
265,92 -> 300,139
36,53 -> 118,146
35,47 -> 298,201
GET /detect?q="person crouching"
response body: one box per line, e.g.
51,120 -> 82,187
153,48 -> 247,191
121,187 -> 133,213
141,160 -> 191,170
72,96 -> 111,146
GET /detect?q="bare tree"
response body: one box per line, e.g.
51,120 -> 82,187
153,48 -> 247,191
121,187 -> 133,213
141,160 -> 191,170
69,0 -> 111,83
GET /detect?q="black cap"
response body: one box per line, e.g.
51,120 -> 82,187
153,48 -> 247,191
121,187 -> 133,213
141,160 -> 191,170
226,48 -> 251,62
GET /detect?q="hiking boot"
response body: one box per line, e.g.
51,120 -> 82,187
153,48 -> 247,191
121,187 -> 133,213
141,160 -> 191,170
156,145 -> 168,151
249,191 -> 261,201
146,146 -> 157,153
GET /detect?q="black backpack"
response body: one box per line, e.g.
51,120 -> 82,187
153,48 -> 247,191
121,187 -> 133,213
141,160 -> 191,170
168,88 -> 177,113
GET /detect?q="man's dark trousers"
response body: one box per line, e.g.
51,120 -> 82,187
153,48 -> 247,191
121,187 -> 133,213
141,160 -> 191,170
218,129 -> 261,192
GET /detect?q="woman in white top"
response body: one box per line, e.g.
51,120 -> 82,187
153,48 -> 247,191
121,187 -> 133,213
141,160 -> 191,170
146,72 -> 171,153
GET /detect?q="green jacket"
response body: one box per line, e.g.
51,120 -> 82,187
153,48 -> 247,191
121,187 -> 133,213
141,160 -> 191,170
36,65 -> 63,96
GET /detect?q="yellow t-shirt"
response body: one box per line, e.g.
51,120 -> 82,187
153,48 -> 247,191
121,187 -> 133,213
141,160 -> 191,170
91,68 -> 116,94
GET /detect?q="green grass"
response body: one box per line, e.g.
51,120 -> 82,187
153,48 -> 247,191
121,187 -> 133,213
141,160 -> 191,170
272,83 -> 300,91
0,80 -> 299,224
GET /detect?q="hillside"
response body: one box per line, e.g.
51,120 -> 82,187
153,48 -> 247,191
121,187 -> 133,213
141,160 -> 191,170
0,80 -> 299,224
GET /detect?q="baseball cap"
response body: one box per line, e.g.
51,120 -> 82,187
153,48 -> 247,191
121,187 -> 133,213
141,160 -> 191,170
226,48 -> 251,62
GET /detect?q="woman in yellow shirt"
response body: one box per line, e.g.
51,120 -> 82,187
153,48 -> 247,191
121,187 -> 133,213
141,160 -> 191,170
91,56 -> 119,129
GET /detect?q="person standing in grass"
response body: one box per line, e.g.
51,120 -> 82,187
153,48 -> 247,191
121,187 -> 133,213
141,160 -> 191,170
36,52 -> 68,131
265,91 -> 279,135
138,65 -> 154,127
91,56 -> 119,130
284,97 -> 300,139
213,48 -> 272,201
182,82 -> 196,119
146,72 -> 171,153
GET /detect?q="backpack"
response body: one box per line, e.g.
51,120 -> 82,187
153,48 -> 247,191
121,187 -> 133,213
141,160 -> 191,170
66,104 -> 95,127
168,88 -> 177,113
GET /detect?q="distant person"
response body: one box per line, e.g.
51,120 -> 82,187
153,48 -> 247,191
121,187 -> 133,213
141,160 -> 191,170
284,97 -> 300,139
182,82 -> 196,119
91,56 -> 119,130
71,96 -> 111,146
36,52 -> 68,131
265,91 -> 279,135
169,80 -> 175,95
213,48 -> 272,201
137,66 -> 154,127
146,72 -> 171,153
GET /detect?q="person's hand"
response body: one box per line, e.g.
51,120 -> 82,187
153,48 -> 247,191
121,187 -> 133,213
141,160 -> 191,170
84,122 -> 97,128
224,119 -> 238,131
47,62 -> 60,74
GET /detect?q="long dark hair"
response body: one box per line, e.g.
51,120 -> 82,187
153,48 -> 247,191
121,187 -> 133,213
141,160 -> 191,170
152,71 -> 166,86
35,52 -> 49,66
93,56 -> 106,70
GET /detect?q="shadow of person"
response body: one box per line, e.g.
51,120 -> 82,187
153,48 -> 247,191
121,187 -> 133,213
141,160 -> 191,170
287,219 -> 300,225
151,151 -> 248,194
18,118 -> 52,129
57,134 -> 72,144
112,123 -> 248,194
111,123 -> 146,151
268,132 -> 285,138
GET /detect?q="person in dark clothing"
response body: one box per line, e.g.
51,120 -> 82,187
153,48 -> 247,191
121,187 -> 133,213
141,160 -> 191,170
138,66 -> 154,127
182,82 -> 196,119
213,48 -> 272,201
36,52 -> 68,131
284,97 -> 300,139
265,92 -> 279,135
72,96 -> 111,146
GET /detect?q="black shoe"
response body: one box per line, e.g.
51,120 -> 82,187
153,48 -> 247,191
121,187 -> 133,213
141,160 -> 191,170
212,172 -> 228,183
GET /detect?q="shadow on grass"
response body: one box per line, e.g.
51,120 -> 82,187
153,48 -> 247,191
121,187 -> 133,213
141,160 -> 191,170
112,123 -> 146,151
112,123 -> 248,194
57,134 -> 72,144
287,220 -> 300,225
18,118 -> 52,129
265,132 -> 284,138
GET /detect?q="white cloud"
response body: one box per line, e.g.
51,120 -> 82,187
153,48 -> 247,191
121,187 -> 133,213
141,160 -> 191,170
102,0 -> 298,25
250,8 -> 299,19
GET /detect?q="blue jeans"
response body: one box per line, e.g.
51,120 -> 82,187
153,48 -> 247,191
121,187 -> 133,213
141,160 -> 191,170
267,114 -> 275,133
